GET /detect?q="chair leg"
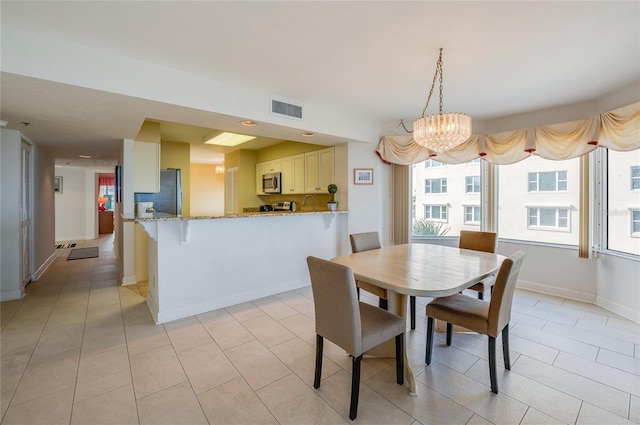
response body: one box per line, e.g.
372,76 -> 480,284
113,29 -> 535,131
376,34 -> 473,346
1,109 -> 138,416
349,355 -> 362,420
395,334 -> 404,384
502,323 -> 511,370
446,322 -> 453,346
425,317 -> 434,364
478,291 -> 484,300
379,297 -> 388,310
410,296 -> 416,330
314,335 -> 323,389
488,336 -> 498,393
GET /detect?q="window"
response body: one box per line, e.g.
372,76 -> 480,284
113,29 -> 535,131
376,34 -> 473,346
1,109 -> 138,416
499,156 -> 579,245
465,176 -> 480,193
528,171 -> 568,192
527,207 -> 569,230
424,205 -> 447,221
425,178 -> 447,194
632,210 -> 640,235
465,206 -> 481,224
631,166 -> 640,190
424,159 -> 445,168
607,150 -> 640,254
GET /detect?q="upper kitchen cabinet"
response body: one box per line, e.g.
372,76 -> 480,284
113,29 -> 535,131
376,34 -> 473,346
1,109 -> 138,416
305,147 -> 334,193
134,141 -> 160,192
281,154 -> 305,194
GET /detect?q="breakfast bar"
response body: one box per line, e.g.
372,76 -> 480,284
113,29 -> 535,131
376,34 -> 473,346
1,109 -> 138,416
130,211 -> 348,323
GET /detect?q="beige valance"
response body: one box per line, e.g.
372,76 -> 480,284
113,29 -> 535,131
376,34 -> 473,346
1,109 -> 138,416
377,101 -> 640,165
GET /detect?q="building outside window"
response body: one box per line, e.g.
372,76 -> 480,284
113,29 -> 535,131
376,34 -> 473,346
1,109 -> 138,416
424,205 -> 447,222
465,176 -> 480,193
527,207 -> 569,230
528,170 -> 568,192
425,178 -> 447,194
424,158 -> 445,168
631,166 -> 640,190
632,210 -> 640,235
464,205 -> 481,225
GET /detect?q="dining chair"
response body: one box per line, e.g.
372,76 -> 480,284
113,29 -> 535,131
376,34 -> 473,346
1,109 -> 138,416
349,232 -> 388,310
424,251 -> 525,394
409,230 -> 498,330
307,256 -> 405,420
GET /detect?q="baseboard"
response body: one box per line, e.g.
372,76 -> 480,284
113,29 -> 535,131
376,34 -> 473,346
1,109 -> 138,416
154,279 -> 310,324
596,296 -> 640,324
516,279 -> 597,304
122,275 -> 138,286
33,251 -> 57,281
0,288 -> 25,302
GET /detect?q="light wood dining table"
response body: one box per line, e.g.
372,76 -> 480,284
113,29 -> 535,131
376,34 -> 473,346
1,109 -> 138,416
331,243 -> 506,394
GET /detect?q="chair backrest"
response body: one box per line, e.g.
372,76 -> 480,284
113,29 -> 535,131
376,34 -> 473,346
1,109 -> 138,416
487,251 -> 525,337
350,232 -> 382,253
459,230 -> 497,253
306,256 -> 362,355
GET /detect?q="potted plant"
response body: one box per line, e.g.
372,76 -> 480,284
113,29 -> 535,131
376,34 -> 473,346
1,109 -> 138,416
327,184 -> 338,211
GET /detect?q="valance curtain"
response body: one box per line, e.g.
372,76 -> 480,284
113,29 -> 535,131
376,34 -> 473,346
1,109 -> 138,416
377,101 -> 640,166
99,175 -> 115,186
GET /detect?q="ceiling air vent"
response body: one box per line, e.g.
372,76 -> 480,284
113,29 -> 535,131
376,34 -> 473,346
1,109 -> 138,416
270,98 -> 303,120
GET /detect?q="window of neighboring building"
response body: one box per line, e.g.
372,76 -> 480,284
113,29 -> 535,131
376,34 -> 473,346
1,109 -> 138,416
632,210 -> 640,236
465,176 -> 480,193
425,178 -> 447,194
527,207 -> 569,230
424,205 -> 447,222
528,170 -> 568,192
631,166 -> 640,190
424,159 -> 445,168
464,206 -> 481,224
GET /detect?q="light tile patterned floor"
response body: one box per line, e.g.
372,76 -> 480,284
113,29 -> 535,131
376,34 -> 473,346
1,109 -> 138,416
1,234 -> 639,424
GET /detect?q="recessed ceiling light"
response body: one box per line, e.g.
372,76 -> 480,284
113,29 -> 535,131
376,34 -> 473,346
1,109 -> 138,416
204,132 -> 256,146
79,154 -> 91,159
301,132 -> 314,137
240,120 -> 256,126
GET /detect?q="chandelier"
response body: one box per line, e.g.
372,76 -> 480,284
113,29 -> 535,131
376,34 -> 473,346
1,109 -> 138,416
412,48 -> 471,152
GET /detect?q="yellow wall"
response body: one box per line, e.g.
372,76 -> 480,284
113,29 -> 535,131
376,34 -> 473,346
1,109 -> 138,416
225,149 -> 262,210
255,141 -> 325,163
136,120 -> 161,143
160,141 -> 191,216
190,163 -> 224,216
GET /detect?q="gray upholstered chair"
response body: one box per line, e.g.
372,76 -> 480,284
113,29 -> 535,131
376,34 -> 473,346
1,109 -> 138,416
409,230 -> 498,330
349,232 -> 388,310
307,256 -> 404,420
425,251 -> 525,394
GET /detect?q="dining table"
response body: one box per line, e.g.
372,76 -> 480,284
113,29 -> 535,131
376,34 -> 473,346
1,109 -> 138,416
331,243 -> 506,394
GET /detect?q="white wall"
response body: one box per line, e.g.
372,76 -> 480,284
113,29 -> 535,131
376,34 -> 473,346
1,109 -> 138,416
1,129 -> 56,300
1,129 -> 23,300
53,166 -> 97,241
597,253 -> 640,323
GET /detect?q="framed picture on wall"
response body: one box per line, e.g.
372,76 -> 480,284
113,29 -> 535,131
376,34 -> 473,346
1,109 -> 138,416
54,176 -> 62,193
354,168 -> 373,185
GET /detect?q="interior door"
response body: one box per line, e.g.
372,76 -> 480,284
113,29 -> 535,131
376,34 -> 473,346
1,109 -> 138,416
20,140 -> 32,287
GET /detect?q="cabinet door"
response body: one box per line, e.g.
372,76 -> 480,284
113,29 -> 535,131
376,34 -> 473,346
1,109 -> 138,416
317,147 -> 335,193
304,151 -> 319,193
281,157 -> 294,194
134,141 -> 160,192
256,162 -> 266,195
291,154 -> 305,193
265,159 -> 281,173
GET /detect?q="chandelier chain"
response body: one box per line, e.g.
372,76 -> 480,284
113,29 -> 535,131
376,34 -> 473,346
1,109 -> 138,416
420,48 -> 444,118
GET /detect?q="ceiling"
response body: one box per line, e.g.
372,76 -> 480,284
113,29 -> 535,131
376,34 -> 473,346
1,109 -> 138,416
1,1 -> 638,171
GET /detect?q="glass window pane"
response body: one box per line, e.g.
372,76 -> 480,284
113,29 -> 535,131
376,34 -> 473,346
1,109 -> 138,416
499,156 -> 578,244
608,150 -> 640,255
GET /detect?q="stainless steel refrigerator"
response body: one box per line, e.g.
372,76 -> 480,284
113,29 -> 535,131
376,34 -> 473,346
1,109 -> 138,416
134,169 -> 183,217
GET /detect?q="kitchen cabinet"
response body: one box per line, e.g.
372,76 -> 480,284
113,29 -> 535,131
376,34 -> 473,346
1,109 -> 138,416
255,159 -> 282,195
304,147 -> 334,193
281,154 -> 305,194
134,141 -> 160,192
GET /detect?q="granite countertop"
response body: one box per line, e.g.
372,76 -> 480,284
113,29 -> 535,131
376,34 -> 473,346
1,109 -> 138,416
122,210 -> 348,222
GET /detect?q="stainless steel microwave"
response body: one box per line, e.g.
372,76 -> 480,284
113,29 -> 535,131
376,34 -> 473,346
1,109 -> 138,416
262,172 -> 281,194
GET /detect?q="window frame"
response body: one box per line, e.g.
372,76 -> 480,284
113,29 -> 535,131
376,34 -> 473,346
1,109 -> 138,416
464,205 -> 481,225
528,170 -> 568,192
465,175 -> 481,193
526,206 -> 571,232
424,178 -> 447,194
631,166 -> 640,190
424,204 -> 448,222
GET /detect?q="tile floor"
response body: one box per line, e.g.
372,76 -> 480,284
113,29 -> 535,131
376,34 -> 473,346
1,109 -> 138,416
1,234 -> 639,424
